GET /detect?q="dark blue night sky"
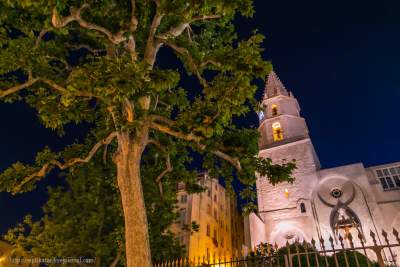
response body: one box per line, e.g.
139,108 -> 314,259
1,1 -> 399,234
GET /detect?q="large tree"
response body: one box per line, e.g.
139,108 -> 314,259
0,1 -> 295,266
4,150 -> 187,266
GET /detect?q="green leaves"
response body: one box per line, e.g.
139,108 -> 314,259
0,0 -> 297,261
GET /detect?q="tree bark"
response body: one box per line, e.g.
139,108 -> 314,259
114,128 -> 152,267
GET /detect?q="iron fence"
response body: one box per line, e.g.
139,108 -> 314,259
154,228 -> 400,267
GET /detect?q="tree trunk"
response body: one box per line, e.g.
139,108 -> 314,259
114,129 -> 152,267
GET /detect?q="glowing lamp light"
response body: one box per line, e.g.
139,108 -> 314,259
284,188 -> 289,198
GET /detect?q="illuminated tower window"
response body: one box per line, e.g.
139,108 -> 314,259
272,122 -> 284,141
271,105 -> 278,116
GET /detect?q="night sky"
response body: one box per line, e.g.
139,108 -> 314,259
1,1 -> 399,234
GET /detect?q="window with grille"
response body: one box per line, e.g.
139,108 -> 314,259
180,194 -> 187,203
180,209 -> 186,226
376,166 -> 400,190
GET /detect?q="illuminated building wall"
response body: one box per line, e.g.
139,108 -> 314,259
171,173 -> 245,260
248,71 -> 400,264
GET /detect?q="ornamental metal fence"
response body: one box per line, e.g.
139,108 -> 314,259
154,228 -> 400,267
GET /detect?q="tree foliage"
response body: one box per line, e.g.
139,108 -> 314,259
0,0 -> 296,265
4,151 -> 186,265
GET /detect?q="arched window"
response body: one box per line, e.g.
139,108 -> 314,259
271,105 -> 278,116
272,122 -> 284,141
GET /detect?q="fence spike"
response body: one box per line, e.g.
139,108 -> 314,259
337,234 -> 349,267
393,227 -> 399,243
369,230 -> 378,246
381,229 -> 388,239
302,240 -> 311,267
347,232 -> 360,267
310,238 -> 320,267
319,236 -> 329,267
294,240 -> 302,267
348,232 -> 354,248
382,229 -> 398,266
328,235 -> 339,267
357,231 -> 371,267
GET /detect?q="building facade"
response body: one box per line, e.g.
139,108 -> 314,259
247,71 -> 400,263
171,173 -> 245,260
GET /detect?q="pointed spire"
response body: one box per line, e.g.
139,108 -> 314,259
264,71 -> 289,99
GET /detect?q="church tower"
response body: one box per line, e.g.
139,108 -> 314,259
255,71 -> 321,246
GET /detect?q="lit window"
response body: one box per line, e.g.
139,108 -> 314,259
284,188 -> 289,198
272,122 -> 284,141
271,105 -> 278,116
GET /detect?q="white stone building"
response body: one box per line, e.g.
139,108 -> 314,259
247,71 -> 400,263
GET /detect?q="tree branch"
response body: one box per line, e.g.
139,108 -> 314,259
210,150 -> 242,172
147,139 -> 166,151
0,75 -> 39,98
160,40 -> 208,87
52,4 -> 126,44
155,154 -> 172,197
109,249 -> 122,267
191,15 -> 221,22
144,11 -> 164,66
149,122 -> 202,143
65,43 -> 106,55
1,75 -> 97,99
150,114 -> 175,127
156,14 -> 220,41
14,132 -> 118,192
130,0 -> 138,32
35,29 -> 49,47
149,123 -> 242,172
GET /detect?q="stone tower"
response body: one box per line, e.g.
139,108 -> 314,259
256,71 -> 321,245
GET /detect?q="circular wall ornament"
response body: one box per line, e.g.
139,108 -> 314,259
316,177 -> 355,207
330,188 -> 343,198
